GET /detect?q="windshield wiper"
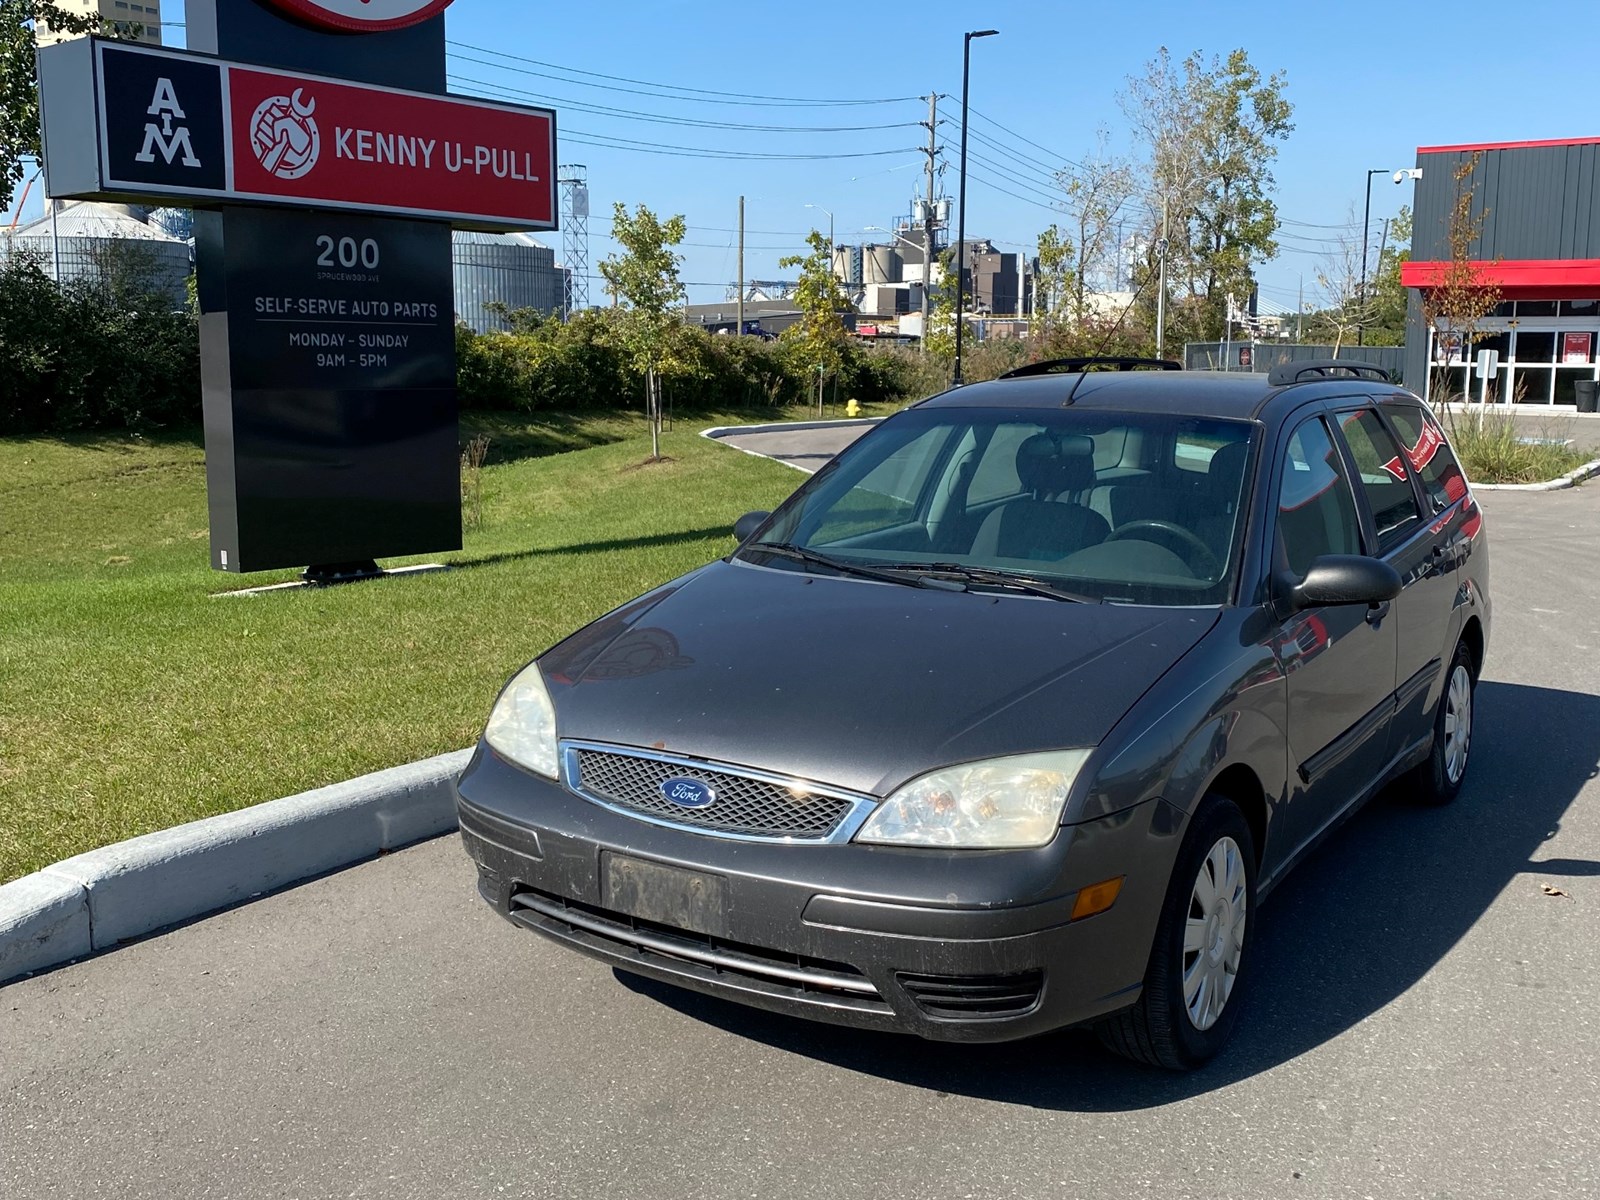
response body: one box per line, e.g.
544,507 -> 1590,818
888,562 -> 1100,603
746,542 -> 966,591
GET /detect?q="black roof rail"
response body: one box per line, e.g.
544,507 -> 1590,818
998,356 -> 1183,379
1267,359 -> 1391,386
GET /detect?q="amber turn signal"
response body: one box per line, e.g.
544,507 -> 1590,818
1070,876 -> 1124,922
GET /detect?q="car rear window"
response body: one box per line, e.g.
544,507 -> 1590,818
1385,405 -> 1470,513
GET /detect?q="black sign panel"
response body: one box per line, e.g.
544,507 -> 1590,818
226,209 -> 455,390
200,206 -> 460,573
98,48 -> 226,192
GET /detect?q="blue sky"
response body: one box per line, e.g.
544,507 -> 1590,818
15,0 -> 1598,313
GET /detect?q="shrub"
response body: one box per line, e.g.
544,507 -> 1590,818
1444,410 -> 1590,484
0,250 -> 200,435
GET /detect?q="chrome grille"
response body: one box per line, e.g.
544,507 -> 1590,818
565,744 -> 864,841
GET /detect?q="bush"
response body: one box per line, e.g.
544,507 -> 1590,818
1443,409 -> 1591,484
0,251 -> 200,435
455,311 -> 936,416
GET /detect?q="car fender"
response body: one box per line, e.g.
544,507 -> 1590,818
1076,615 -> 1288,834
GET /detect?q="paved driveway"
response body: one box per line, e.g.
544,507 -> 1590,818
4,486 -> 1598,1200
709,419 -> 874,473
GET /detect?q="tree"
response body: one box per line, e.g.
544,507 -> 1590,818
1364,204 -> 1412,346
778,229 -> 851,412
1310,206 -> 1376,353
1031,223 -> 1073,340
1122,47 -> 1294,341
1419,154 -> 1502,408
1056,133 -> 1137,323
923,247 -> 959,359
2,2 -> 107,215
598,202 -> 687,459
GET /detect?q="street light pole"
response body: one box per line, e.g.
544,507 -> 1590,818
952,28 -> 997,387
1358,167 -> 1388,348
805,202 -> 834,264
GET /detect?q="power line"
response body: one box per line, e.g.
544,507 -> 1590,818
559,129 -> 921,161
449,65 -> 921,133
447,40 -> 920,107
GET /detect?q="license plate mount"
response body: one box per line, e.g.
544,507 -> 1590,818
601,852 -> 728,938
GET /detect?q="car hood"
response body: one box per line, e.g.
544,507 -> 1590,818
540,559 -> 1218,797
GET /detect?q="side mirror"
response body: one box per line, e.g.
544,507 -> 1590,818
733,511 -> 771,542
1289,555 -> 1402,610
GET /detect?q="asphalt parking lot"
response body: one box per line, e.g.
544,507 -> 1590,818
4,474 -> 1598,1199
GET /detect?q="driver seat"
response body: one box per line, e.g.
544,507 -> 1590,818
970,433 -> 1110,561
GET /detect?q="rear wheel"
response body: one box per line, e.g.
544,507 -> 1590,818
1409,640 -> 1475,806
1097,793 -> 1257,1070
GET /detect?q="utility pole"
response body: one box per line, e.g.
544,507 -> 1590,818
737,195 -> 745,337
1297,274 -> 1304,342
1155,194 -> 1169,359
920,91 -> 937,352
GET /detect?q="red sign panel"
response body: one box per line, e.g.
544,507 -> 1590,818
1563,331 -> 1592,364
266,0 -> 455,32
228,68 -> 555,228
62,41 -> 555,230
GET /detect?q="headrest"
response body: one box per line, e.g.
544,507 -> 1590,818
1015,432 -> 1095,498
1206,440 -> 1252,499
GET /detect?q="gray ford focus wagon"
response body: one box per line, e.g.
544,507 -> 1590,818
456,358 -> 1490,1069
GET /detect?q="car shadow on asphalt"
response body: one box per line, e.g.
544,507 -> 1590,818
615,680 -> 1600,1112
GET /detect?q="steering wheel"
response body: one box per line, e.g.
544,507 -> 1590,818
1105,519 -> 1223,578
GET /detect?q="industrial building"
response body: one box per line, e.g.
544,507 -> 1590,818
452,230 -> 567,332
3,200 -> 189,307
1401,135 -> 1600,406
36,0 -> 163,44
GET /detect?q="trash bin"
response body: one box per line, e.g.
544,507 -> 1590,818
1576,379 -> 1598,413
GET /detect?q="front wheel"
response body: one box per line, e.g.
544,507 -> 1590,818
1097,794 -> 1257,1070
1409,640 -> 1475,806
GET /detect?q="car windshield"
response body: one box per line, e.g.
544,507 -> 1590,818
743,406 -> 1257,606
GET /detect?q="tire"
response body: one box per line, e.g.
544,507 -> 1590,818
1097,794 -> 1257,1071
1409,640 -> 1475,806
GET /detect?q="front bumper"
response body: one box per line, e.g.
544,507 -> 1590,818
456,744 -> 1185,1043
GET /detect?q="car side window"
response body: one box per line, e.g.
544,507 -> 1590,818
1384,404 -> 1470,513
1277,417 -> 1364,578
1335,408 -> 1425,550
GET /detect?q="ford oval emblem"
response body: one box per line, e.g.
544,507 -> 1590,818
660,776 -> 716,808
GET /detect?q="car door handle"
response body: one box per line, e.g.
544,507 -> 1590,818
1366,600 -> 1391,626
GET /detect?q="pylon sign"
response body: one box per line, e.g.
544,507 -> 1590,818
34,0 -> 559,579
39,40 -> 556,230
268,0 -> 456,32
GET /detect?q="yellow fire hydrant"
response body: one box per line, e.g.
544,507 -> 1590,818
845,398 -> 861,417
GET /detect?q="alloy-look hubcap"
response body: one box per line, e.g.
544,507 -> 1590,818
1182,836 -> 1248,1032
1443,664 -> 1473,785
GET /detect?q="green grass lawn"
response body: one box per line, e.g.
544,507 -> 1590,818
0,407 -> 848,883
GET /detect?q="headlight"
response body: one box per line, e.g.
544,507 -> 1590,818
484,663 -> 559,779
855,750 -> 1091,849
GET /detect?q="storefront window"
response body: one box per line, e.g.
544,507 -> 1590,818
1514,368 -> 1554,404
1560,299 -> 1600,317
1514,331 -> 1556,362
1516,300 -> 1559,318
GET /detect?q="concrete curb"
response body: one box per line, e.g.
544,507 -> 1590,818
0,747 -> 471,986
1470,457 -> 1600,492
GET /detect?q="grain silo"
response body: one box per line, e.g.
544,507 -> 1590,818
452,230 -> 567,332
863,243 -> 901,285
4,201 -> 190,308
